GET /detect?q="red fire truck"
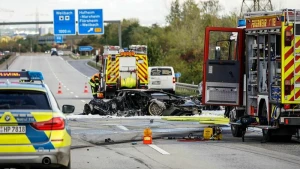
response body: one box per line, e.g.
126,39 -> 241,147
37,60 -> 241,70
202,9 -> 300,141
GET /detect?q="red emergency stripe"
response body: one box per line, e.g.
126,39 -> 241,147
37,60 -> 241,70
296,65 -> 300,74
296,77 -> 300,83
140,64 -> 147,72
138,68 -> 147,77
284,39 -> 300,80
111,76 -> 118,83
138,74 -> 145,81
284,59 -> 294,72
295,90 -> 300,99
289,85 -> 295,101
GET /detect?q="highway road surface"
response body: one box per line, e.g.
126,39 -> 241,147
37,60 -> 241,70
7,55 -> 300,169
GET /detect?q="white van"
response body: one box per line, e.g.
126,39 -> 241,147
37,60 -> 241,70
148,66 -> 176,94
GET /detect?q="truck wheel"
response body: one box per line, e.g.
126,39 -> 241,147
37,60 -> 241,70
231,124 -> 243,137
260,101 -> 268,125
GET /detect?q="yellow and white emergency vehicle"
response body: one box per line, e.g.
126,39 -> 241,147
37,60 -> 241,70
102,45 -> 149,99
0,70 -> 74,169
202,9 -> 300,141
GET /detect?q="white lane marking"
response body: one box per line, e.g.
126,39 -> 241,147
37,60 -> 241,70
61,83 -> 64,85
67,88 -> 70,91
81,100 -> 85,103
148,145 -> 170,155
75,95 -> 78,98
60,57 -> 64,61
116,125 -> 129,131
64,86 -> 66,88
70,92 -> 74,94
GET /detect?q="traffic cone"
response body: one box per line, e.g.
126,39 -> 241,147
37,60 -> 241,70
57,83 -> 62,94
84,83 -> 89,93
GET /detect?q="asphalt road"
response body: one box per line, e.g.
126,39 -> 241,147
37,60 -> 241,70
9,55 -> 93,114
7,55 -> 300,169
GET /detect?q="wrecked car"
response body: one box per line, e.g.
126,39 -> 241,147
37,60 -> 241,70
83,89 -> 202,116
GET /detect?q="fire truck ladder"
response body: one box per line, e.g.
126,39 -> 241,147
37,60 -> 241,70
291,9 -> 300,98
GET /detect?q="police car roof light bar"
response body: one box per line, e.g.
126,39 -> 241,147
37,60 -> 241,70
0,70 -> 44,82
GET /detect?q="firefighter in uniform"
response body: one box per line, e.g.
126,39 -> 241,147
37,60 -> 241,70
89,70 -> 101,98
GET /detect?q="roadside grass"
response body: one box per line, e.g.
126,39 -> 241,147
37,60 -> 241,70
87,60 -> 101,70
175,90 -> 198,96
69,54 -> 94,60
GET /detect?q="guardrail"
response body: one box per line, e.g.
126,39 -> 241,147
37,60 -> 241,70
175,82 -> 199,94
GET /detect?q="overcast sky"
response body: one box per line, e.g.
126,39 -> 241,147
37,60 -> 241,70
0,0 -> 299,27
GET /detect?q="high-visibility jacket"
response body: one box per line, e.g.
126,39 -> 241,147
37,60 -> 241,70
89,73 -> 100,94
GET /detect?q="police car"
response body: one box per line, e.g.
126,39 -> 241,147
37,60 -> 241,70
0,70 -> 74,169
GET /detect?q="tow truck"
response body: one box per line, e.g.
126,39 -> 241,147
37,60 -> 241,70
202,9 -> 300,141
100,45 -> 149,99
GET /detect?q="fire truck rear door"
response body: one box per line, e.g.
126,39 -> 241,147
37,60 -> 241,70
202,27 -> 245,106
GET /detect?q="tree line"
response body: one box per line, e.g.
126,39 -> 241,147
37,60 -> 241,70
77,0 -> 238,84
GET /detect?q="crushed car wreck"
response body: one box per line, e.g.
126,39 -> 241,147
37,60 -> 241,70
83,89 -> 202,117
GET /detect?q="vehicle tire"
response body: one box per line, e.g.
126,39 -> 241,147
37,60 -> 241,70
231,124 -> 243,137
83,104 -> 91,115
260,101 -> 268,125
148,102 -> 164,116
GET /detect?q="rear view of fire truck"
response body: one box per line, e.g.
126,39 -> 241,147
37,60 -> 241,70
102,46 -> 121,99
202,9 -> 300,141
102,45 -> 149,99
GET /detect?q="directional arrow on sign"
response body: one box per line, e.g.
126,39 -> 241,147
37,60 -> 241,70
79,46 -> 94,51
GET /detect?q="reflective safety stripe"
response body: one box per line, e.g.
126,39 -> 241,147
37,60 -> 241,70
91,87 -> 97,94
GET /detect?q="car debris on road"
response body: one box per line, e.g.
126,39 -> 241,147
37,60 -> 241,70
82,89 -> 203,117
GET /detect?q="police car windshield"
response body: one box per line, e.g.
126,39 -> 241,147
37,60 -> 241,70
0,90 -> 51,110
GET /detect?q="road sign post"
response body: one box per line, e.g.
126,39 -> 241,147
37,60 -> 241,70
78,9 -> 104,35
53,10 -> 76,35
175,72 -> 181,82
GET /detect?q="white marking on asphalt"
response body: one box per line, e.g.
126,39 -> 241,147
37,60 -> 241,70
75,95 -> 78,98
81,100 -> 85,103
117,125 -> 129,131
60,57 -> 64,61
70,92 -> 74,94
67,88 -> 70,91
148,145 -> 170,155
64,86 -> 66,88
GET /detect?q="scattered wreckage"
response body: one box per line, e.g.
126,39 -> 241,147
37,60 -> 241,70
83,89 -> 202,117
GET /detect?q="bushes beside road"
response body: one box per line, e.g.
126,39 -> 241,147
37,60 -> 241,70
0,55 -> 11,65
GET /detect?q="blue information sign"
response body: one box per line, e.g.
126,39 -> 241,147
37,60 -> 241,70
79,46 -> 94,52
78,9 -> 104,35
175,72 -> 181,78
54,35 -> 64,43
53,9 -> 76,35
